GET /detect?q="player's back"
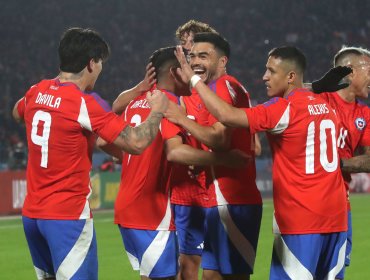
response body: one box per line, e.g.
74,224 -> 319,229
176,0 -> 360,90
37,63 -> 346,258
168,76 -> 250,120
114,90 -> 180,230
19,79 -> 124,219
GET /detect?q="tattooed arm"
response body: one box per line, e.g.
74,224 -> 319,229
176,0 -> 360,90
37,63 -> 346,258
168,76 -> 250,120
341,151 -> 370,173
112,90 -> 168,155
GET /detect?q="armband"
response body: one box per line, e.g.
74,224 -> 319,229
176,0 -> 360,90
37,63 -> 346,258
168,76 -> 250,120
189,75 -> 201,90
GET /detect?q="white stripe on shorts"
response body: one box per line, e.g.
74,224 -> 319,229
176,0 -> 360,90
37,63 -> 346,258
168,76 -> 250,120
56,219 -> 94,279
324,240 -> 346,280
218,205 -> 256,269
34,266 -> 54,280
140,230 -> 171,277
274,234 -> 314,280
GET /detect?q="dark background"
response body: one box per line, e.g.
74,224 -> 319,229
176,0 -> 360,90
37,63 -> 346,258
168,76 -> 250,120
1,0 -> 369,166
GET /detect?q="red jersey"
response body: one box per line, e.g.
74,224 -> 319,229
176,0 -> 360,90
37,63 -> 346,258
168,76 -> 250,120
17,79 -> 127,220
206,75 -> 262,206
170,89 -> 212,207
244,88 -> 347,234
114,90 -> 181,230
320,92 -> 370,181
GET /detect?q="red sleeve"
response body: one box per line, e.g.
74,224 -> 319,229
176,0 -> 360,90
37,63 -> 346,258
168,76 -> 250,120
161,118 -> 182,140
244,97 -> 290,134
208,79 -> 237,126
360,108 -> 370,147
84,95 -> 128,143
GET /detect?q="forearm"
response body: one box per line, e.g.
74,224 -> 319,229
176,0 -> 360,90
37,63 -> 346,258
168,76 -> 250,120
167,144 -> 221,166
115,111 -> 163,154
341,155 -> 370,173
96,139 -> 123,163
112,86 -> 143,114
178,117 -> 228,150
192,78 -> 249,128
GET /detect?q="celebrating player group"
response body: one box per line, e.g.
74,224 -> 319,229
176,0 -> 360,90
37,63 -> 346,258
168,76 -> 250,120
13,19 -> 370,280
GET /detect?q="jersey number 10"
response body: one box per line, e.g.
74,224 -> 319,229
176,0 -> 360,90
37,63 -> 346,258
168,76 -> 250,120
305,119 -> 338,174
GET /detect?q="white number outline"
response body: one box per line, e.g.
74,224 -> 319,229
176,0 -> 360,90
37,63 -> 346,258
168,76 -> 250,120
305,119 -> 338,174
31,110 -> 52,168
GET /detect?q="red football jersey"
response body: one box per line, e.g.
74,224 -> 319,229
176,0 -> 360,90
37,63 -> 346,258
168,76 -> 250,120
170,90 -> 213,207
244,88 -> 347,234
205,75 -> 262,206
17,79 -> 127,219
320,92 -> 370,180
114,90 -> 181,230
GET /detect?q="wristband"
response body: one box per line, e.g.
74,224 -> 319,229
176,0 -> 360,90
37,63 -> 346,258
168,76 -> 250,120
189,75 -> 201,90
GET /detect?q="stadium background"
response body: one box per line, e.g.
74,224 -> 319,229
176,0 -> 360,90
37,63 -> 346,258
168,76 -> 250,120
0,0 -> 370,279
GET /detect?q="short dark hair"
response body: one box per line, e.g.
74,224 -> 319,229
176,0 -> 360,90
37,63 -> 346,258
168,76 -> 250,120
268,46 -> 306,74
193,32 -> 230,58
59,27 -> 110,73
334,46 -> 370,66
149,46 -> 187,81
175,20 -> 218,40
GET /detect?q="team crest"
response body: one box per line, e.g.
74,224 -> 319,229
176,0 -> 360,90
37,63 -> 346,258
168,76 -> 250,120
355,117 -> 366,131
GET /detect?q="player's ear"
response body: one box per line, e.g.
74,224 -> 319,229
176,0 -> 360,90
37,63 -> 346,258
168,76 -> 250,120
218,56 -> 228,68
87,59 -> 94,73
170,66 -> 179,80
287,71 -> 296,84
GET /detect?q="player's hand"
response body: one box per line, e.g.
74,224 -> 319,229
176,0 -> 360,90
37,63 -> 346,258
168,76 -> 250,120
164,101 -> 187,125
175,45 -> 195,84
219,149 -> 252,168
137,62 -> 156,92
311,66 -> 352,93
147,90 -> 169,114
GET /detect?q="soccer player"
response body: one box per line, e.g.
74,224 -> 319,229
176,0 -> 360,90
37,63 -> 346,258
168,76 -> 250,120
111,19 -> 218,115
166,33 -> 262,280
97,46 -> 248,280
312,46 -> 370,280
109,20 -> 230,280
174,45 -> 349,279
11,27 -> 168,280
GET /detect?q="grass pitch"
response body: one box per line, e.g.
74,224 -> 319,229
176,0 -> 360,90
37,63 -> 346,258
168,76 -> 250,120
0,194 -> 369,279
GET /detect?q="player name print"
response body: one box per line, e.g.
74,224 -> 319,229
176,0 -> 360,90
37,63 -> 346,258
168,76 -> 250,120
307,104 -> 329,115
130,99 -> 150,109
35,92 -> 61,108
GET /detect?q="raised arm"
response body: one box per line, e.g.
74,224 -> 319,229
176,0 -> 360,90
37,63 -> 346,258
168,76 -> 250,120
113,90 -> 168,154
174,46 -> 249,128
12,99 -> 24,122
112,63 -> 156,114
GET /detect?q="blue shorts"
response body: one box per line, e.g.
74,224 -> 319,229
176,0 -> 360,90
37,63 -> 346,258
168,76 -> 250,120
22,216 -> 97,280
201,204 -> 262,275
172,204 -> 207,255
336,210 -> 352,279
118,226 -> 178,278
270,232 -> 347,280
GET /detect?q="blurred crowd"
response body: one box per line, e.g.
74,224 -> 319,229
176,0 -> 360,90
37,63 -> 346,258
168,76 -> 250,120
1,0 -> 369,168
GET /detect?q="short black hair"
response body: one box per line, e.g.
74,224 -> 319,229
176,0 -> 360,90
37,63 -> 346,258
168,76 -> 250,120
194,32 -> 230,58
268,46 -> 306,74
149,46 -> 187,81
59,27 -> 110,73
